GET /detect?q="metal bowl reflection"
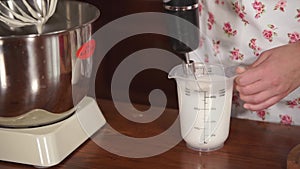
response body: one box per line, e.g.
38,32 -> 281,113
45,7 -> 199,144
0,0 -> 100,128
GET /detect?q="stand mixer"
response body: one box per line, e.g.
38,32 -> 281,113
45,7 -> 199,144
163,0 -> 199,64
0,0 -> 106,167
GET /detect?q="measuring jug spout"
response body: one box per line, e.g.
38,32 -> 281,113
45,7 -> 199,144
168,65 -> 188,81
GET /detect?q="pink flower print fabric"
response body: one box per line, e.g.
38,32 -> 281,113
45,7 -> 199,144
213,40 -> 221,56
256,110 -> 268,120
193,0 -> 300,125
230,48 -> 244,60
286,98 -> 300,108
232,1 -> 249,25
296,9 -> 300,22
274,0 -> 287,12
252,0 -> 265,18
249,39 -> 262,56
288,32 -> 300,43
207,12 -> 215,30
279,114 -> 293,125
223,22 -> 237,37
262,25 -> 277,42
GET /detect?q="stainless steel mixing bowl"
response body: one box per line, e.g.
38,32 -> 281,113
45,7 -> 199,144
0,0 -> 100,128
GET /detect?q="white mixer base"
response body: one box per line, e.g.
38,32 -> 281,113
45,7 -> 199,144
0,97 -> 106,167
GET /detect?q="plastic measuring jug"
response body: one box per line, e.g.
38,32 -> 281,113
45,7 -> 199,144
168,62 -> 235,152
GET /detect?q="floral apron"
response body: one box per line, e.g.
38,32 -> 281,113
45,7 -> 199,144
190,0 -> 300,125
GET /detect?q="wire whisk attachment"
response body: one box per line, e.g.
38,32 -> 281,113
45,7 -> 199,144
0,0 -> 58,34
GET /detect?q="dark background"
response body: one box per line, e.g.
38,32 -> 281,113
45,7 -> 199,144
81,0 -> 184,109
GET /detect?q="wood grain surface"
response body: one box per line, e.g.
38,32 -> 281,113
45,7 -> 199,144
1,99 -> 300,169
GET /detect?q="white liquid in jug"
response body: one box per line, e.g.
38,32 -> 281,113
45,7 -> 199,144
177,75 -> 233,151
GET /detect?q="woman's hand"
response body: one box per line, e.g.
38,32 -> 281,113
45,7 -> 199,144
235,41 -> 300,111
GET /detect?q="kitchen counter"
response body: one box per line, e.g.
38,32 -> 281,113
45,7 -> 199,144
1,99 -> 300,169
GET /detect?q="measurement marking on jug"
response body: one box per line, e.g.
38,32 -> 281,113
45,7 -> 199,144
205,120 -> 217,123
194,107 -> 210,111
185,87 -> 191,96
194,127 -> 203,130
194,88 -> 218,144
205,96 -> 217,99
203,91 -> 208,144
219,89 -> 226,97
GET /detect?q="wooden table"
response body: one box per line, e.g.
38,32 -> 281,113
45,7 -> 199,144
1,99 -> 300,169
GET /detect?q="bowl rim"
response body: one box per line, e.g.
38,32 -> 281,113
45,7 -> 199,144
0,0 -> 100,39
